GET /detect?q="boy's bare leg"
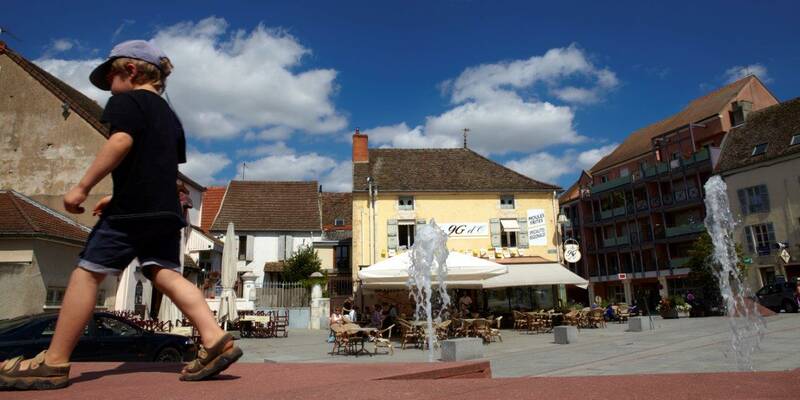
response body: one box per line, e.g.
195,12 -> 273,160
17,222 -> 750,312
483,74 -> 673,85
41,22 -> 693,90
149,267 -> 225,348
43,268 -> 106,366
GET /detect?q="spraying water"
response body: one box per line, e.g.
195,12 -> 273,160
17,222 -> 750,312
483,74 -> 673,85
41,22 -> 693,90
703,175 -> 766,370
407,220 -> 451,362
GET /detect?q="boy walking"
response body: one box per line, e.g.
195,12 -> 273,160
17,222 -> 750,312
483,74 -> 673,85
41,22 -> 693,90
0,40 -> 242,390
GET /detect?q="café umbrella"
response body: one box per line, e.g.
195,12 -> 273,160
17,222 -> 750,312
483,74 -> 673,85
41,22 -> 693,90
217,222 -> 238,326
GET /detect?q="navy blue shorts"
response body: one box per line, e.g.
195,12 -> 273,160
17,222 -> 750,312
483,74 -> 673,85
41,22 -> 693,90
78,217 -> 181,276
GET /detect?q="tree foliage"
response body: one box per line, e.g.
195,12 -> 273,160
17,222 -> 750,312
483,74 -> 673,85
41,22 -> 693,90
282,244 -> 323,283
686,232 -> 747,314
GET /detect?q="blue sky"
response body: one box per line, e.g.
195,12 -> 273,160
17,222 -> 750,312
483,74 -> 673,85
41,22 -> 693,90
3,1 -> 799,191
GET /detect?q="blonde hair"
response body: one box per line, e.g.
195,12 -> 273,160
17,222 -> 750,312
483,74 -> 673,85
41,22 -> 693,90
110,56 -> 173,93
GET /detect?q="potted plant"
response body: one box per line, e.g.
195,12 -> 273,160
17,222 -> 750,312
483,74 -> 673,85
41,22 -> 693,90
656,297 -> 678,319
676,302 -> 692,318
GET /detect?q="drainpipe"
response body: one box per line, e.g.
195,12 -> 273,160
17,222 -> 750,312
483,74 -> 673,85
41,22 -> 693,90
367,177 -> 376,265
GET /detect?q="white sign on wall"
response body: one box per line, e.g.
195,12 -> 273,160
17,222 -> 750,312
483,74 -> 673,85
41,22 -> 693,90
438,223 -> 489,238
526,209 -> 547,246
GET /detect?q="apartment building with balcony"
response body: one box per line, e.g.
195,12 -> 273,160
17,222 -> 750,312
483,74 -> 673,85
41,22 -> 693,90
560,75 -> 778,310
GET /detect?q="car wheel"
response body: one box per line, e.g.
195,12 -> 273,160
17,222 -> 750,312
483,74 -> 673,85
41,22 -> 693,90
781,299 -> 798,313
155,347 -> 182,363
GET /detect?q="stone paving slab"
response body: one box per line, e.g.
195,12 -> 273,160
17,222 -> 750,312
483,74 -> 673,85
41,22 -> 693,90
0,362 -> 796,400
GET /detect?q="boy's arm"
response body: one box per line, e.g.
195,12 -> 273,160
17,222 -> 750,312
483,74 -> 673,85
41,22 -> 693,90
64,132 -> 134,214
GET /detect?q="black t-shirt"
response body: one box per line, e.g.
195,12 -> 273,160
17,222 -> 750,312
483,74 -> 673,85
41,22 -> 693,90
101,90 -> 187,228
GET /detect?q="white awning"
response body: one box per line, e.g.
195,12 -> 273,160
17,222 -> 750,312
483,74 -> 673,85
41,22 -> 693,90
500,219 -> 520,232
358,252 -> 507,285
476,263 -> 588,289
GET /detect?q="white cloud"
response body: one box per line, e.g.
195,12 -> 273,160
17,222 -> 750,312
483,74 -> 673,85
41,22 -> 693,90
179,149 -> 231,186
424,98 -> 581,154
237,141 -> 294,157
504,144 -> 617,183
33,58 -> 110,105
363,123 -> 459,149
320,160 -> 352,192
239,151 -> 352,191
363,44 -> 616,155
724,64 -> 771,84
51,39 -> 75,53
35,17 -> 347,141
447,44 -> 617,104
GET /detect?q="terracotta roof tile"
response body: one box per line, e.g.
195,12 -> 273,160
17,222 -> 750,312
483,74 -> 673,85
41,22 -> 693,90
717,97 -> 800,173
0,190 -> 90,243
320,192 -> 352,231
590,76 -> 759,173
200,187 -> 227,232
353,148 -> 560,192
210,181 -> 321,232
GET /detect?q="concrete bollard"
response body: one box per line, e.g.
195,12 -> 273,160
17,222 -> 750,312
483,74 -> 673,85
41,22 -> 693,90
628,316 -> 654,332
553,325 -> 578,344
441,338 -> 484,361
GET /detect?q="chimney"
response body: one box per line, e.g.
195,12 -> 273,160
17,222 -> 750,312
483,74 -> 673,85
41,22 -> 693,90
352,128 -> 369,164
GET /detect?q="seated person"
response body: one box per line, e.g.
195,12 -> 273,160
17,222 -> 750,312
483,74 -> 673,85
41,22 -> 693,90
370,304 -> 384,328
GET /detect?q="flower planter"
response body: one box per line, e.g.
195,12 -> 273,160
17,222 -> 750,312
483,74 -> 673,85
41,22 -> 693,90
677,311 -> 690,318
660,309 -> 678,319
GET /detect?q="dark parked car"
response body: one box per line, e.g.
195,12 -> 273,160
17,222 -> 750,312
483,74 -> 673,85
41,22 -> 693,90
755,281 -> 799,313
0,312 -> 196,362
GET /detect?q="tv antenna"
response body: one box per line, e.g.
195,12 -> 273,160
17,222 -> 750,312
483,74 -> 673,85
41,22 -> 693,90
0,26 -> 22,42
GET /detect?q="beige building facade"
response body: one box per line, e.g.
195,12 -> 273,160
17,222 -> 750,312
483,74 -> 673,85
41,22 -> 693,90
717,97 -> 800,292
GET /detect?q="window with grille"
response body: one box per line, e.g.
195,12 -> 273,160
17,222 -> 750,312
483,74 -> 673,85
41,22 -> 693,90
334,218 -> 345,226
736,185 -> 770,214
398,196 -> 414,210
46,287 -> 66,307
744,223 -> 776,256
500,195 -> 515,209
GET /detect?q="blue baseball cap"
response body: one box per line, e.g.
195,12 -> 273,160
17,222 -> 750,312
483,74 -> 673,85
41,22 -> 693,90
90,40 -> 169,90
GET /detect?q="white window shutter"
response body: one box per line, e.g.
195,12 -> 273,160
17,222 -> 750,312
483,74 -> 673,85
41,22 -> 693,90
387,220 -> 398,250
246,235 -> 254,261
489,218 -> 501,248
277,235 -> 286,261
285,235 -> 294,259
517,217 -> 529,248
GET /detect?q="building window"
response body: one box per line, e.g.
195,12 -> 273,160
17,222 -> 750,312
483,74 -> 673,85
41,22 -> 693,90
500,219 -> 519,247
334,245 -> 349,270
398,221 -> 415,248
745,222 -> 776,256
46,287 -> 66,307
671,152 -> 680,160
600,175 -> 608,183
398,196 -> 414,210
609,285 -> 626,303
500,195 -> 515,209
791,134 -> 800,146
334,218 -> 345,226
751,143 -> 768,156
737,185 -> 770,215
620,167 -> 630,177
238,235 -> 247,260
135,282 -> 143,305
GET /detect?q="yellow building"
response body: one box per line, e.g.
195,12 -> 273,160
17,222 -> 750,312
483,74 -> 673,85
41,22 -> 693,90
350,130 -> 565,311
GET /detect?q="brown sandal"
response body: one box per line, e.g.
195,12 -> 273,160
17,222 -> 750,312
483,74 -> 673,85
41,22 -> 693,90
180,333 -> 242,381
0,351 -> 70,390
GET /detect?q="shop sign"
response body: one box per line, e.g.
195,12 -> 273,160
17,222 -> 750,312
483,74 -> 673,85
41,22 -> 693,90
439,223 -> 488,238
779,249 -> 791,264
526,209 -> 548,246
617,273 -> 627,280
743,257 -> 753,265
563,240 -> 581,263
